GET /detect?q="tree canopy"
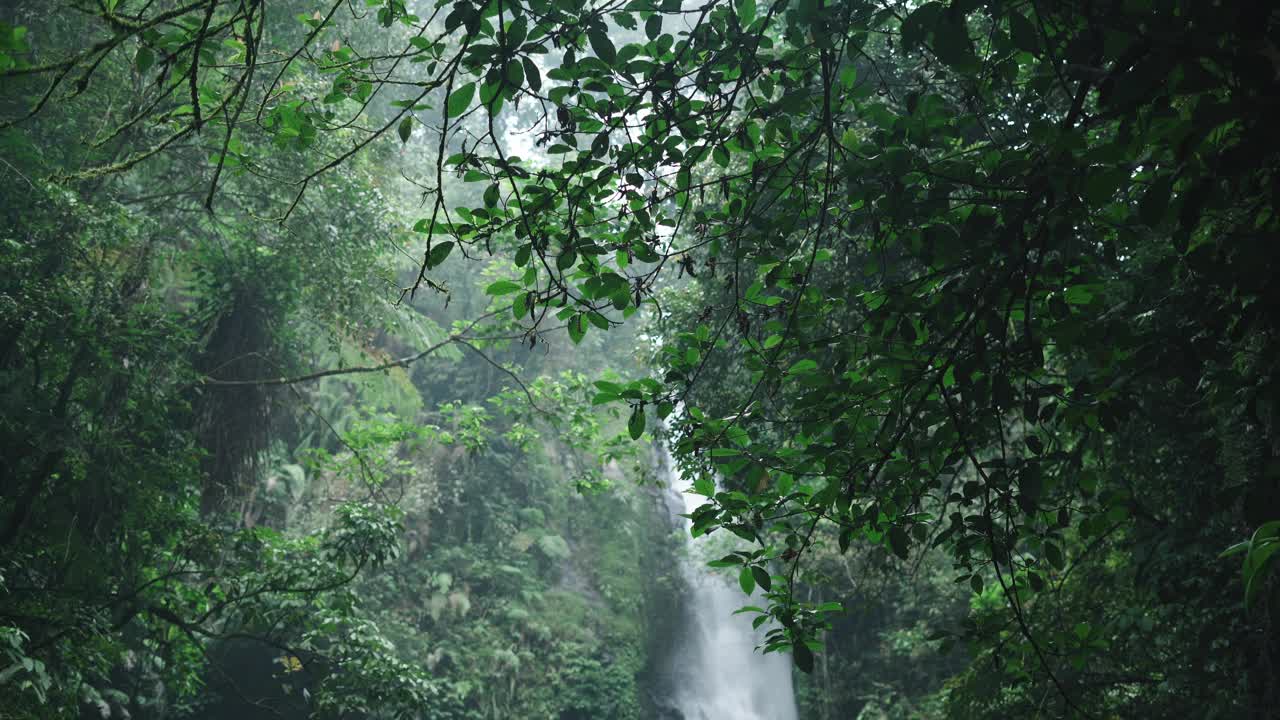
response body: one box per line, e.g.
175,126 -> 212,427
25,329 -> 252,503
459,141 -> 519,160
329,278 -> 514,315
2,0 -> 1279,717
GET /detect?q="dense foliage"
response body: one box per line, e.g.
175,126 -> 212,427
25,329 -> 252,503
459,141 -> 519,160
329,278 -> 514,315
3,0 -> 1278,718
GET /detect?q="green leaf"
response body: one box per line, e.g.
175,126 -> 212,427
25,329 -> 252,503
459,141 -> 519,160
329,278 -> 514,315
135,45 -> 155,74
645,14 -> 662,40
931,16 -> 975,70
568,315 -> 587,344
901,2 -> 944,51
1019,470 -> 1043,507
557,249 -> 578,271
1008,11 -> 1039,53
504,59 -> 524,90
512,293 -> 530,319
1064,285 -> 1094,305
792,641 -> 814,673
787,359 -> 818,375
588,28 -> 616,66
763,334 -> 783,349
591,131 -> 610,158
737,0 -> 756,26
751,565 -> 771,591
1025,435 -> 1044,455
398,116 -> 413,143
427,241 -> 454,269
522,57 -> 541,92
624,402 -> 645,438
1045,542 -> 1065,570
485,280 -> 521,296
738,565 -> 756,594
693,475 -> 715,497
888,525 -> 910,560
1245,541 -> 1280,609
505,15 -> 528,48
1140,177 -> 1173,227
587,311 -> 609,330
612,11 -> 637,30
446,82 -> 476,118
1219,541 -> 1250,559
1257,521 -> 1280,541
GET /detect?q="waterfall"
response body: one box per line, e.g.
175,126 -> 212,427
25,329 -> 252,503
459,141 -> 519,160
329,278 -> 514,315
658,446 -> 799,720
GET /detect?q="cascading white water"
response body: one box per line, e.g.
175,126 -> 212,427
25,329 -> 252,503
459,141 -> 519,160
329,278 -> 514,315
659,448 -> 799,720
